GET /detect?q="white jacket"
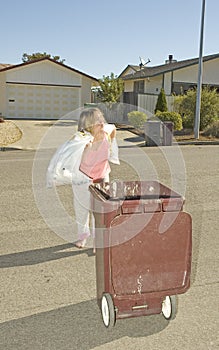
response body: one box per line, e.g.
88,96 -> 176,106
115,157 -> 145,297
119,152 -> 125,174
46,125 -> 120,187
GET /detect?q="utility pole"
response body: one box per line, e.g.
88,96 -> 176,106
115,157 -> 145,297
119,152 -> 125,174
194,0 -> 206,139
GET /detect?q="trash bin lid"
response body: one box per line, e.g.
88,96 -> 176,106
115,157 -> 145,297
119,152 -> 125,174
90,180 -> 183,202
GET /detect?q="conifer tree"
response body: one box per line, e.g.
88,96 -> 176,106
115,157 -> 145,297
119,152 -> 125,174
155,88 -> 168,113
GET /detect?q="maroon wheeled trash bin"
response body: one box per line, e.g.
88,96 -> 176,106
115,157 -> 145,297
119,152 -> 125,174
162,121 -> 174,146
89,180 -> 192,328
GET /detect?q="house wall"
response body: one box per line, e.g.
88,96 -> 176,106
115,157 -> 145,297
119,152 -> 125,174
0,72 -> 6,117
124,80 -> 133,92
124,67 -> 137,75
173,58 -> 219,85
145,76 -> 163,95
124,75 -> 164,95
164,72 -> 172,94
81,76 -> 92,106
6,60 -> 82,86
0,60 -> 95,119
202,58 -> 219,84
173,65 -> 198,83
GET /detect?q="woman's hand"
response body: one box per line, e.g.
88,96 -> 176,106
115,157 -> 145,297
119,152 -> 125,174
93,128 -> 105,142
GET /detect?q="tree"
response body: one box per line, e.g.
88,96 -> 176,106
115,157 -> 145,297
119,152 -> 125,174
98,73 -> 124,103
22,52 -> 65,64
155,88 -> 168,113
173,86 -> 219,130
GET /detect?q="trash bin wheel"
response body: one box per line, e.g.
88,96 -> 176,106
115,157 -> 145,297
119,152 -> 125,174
101,293 -> 116,328
162,295 -> 177,320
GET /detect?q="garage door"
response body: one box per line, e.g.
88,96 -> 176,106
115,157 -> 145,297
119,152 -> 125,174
6,84 -> 80,119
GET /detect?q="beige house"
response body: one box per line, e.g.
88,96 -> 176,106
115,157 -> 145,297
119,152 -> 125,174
120,53 -> 219,114
0,58 -> 98,119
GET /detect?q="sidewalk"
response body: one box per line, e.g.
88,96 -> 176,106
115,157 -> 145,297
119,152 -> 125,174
4,119 -> 144,151
2,119 -> 219,151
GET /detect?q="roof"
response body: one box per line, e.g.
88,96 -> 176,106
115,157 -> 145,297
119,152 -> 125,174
0,63 -> 13,70
119,64 -> 141,77
0,57 -> 98,82
122,53 -> 219,80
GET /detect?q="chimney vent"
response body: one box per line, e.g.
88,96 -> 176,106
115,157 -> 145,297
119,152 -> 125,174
165,54 -> 177,64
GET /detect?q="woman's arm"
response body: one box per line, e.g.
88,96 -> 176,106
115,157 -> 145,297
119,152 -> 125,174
110,126 -> 116,139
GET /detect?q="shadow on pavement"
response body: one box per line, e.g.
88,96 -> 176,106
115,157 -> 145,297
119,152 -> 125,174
124,136 -> 145,143
0,244 -> 93,268
0,299 -> 168,350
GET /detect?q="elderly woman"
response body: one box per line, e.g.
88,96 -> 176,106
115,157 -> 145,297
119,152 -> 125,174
47,107 -> 120,251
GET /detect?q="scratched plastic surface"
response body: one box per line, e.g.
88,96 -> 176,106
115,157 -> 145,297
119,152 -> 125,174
92,180 -> 182,201
90,180 -> 192,318
109,211 -> 192,295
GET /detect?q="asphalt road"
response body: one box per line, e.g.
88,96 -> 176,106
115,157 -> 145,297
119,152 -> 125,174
0,141 -> 219,350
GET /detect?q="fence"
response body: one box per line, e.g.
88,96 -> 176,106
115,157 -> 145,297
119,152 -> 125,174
138,94 -> 175,115
89,94 -> 175,124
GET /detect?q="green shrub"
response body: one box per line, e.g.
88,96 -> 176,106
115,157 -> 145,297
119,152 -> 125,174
127,111 -> 147,129
202,120 -> 219,138
155,111 -> 183,130
173,87 -> 219,130
155,88 -> 168,113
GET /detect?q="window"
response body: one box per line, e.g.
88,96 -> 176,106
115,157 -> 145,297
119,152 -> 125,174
134,80 -> 145,93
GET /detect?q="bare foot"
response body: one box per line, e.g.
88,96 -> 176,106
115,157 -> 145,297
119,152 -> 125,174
74,239 -> 86,249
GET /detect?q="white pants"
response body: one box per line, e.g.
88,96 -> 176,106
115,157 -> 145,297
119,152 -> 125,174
72,181 -> 94,241
72,174 -> 110,241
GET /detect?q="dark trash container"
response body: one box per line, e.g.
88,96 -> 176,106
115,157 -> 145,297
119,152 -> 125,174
89,180 -> 192,328
84,103 -> 98,108
144,121 -> 162,146
162,121 -> 174,146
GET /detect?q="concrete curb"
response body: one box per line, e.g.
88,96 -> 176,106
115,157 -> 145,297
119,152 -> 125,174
177,140 -> 219,145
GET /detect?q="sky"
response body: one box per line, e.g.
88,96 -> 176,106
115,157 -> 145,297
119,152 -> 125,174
1,0 -> 218,79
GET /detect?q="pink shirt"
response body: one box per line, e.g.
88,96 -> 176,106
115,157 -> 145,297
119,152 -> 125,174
79,135 -> 111,181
